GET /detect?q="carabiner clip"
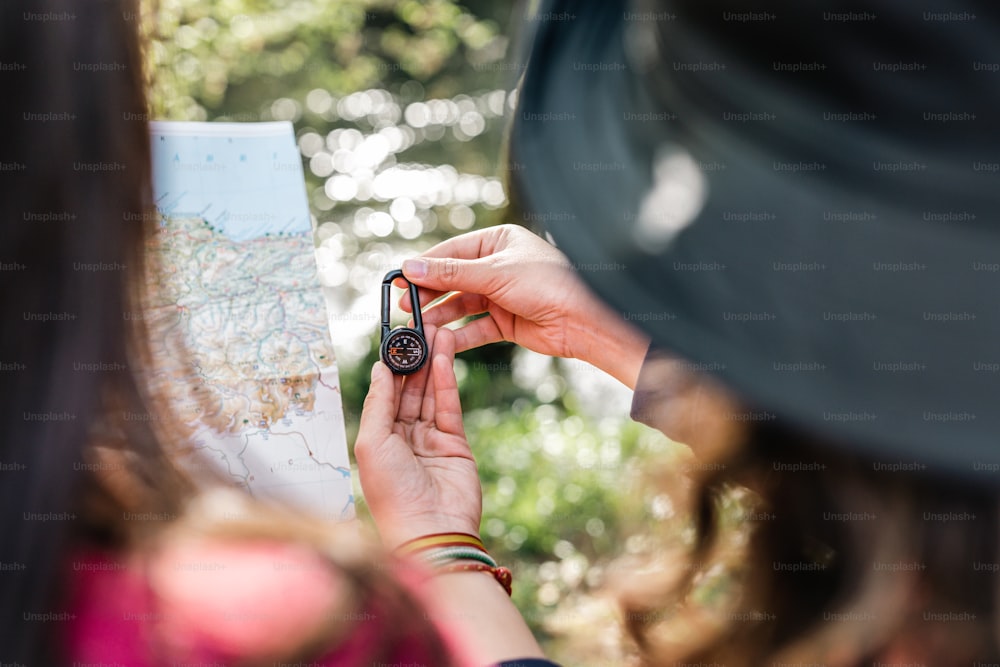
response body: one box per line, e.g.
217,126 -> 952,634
380,269 -> 428,375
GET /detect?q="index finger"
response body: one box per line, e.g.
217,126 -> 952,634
417,227 -> 503,263
396,324 -> 437,424
397,228 -> 506,310
430,328 -> 464,437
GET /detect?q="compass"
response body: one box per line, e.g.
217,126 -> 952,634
381,328 -> 428,375
380,269 -> 429,375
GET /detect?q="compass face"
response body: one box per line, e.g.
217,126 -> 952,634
382,329 -> 427,374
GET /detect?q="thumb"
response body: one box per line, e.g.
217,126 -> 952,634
402,257 -> 494,295
357,362 -> 395,446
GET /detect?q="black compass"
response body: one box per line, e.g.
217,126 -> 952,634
380,269 -> 428,375
381,329 -> 427,374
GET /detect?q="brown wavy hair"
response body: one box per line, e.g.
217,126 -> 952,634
615,391 -> 1000,666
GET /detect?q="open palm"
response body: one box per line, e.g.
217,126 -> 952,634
354,326 -> 482,549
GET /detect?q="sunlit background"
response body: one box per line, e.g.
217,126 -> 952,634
144,1 -> 703,663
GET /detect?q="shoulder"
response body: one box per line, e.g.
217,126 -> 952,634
147,537 -> 346,659
69,531 -> 472,666
68,539 -> 346,663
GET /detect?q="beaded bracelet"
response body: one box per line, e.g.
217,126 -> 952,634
395,532 -> 513,596
423,545 -> 498,568
396,532 -> 489,555
436,561 -> 514,597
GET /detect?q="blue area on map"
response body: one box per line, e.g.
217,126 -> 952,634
149,121 -> 311,241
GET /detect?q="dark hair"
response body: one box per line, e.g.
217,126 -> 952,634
0,3 -> 459,666
0,0 -> 173,661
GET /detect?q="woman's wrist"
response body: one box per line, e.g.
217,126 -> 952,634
569,302 -> 651,390
396,532 -> 512,596
376,513 -> 482,551
409,533 -> 544,664
425,568 -> 544,663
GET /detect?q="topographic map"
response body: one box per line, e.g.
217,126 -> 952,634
146,121 -> 353,520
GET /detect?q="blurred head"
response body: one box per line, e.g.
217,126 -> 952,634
1,0 -> 165,659
0,2 -> 457,665
509,0 -> 1000,663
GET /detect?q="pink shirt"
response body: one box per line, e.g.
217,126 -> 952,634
66,540 -> 468,665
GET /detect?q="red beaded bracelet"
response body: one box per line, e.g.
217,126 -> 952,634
394,532 -> 513,596
436,561 -> 514,597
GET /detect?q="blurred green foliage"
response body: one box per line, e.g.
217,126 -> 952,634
145,0 -> 513,118
144,1 -> 693,663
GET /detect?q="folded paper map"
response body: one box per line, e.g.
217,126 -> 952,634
144,121 -> 353,520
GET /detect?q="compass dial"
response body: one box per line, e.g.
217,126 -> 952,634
382,329 -> 427,375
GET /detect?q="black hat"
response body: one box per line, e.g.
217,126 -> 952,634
510,0 -> 1000,481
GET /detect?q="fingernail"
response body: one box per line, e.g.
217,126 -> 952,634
402,259 -> 427,280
